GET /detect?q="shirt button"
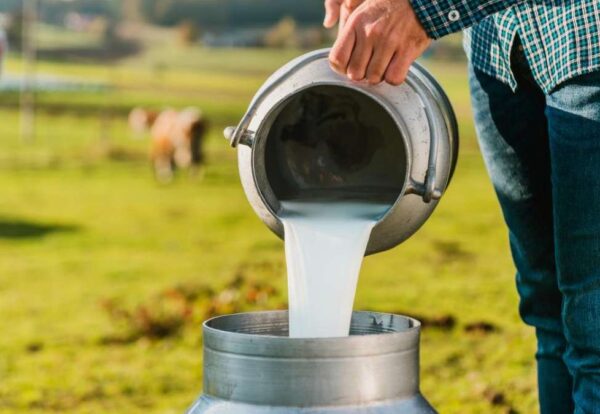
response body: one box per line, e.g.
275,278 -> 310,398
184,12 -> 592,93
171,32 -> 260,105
448,10 -> 460,22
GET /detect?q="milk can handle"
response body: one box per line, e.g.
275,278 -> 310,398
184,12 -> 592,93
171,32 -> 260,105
405,98 -> 442,203
404,69 -> 448,204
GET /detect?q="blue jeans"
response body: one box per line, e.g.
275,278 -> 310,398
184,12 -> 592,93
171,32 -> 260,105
469,43 -> 600,413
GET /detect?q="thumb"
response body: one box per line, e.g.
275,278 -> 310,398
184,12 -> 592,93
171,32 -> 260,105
324,0 -> 343,28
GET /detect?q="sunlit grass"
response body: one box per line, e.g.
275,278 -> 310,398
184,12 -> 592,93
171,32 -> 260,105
0,44 -> 536,413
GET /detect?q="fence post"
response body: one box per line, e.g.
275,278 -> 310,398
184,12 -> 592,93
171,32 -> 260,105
20,0 -> 37,142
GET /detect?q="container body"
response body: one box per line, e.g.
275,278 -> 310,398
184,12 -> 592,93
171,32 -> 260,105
186,311 -> 437,414
188,395 -> 436,413
226,49 -> 458,254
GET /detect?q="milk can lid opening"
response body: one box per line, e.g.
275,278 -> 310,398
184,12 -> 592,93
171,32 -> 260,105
260,84 -> 409,208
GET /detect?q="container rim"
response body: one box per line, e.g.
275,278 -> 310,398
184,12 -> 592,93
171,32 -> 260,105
202,311 -> 421,359
204,310 -> 420,336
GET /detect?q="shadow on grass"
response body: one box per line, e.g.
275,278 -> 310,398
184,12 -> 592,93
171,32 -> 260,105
0,218 -> 79,239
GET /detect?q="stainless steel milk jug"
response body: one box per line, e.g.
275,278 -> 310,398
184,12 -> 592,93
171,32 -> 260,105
224,49 -> 458,254
186,311 -> 436,413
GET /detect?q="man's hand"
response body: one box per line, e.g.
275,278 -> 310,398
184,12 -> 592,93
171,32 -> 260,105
326,0 -> 431,85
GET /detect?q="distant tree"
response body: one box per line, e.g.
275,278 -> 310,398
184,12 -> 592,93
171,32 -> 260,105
137,0 -> 323,30
141,0 -> 177,24
100,19 -> 120,47
0,0 -> 21,13
122,0 -> 144,22
0,0 -> 327,32
263,17 -> 299,49
299,27 -> 327,49
6,11 -> 23,50
177,19 -> 200,46
38,0 -> 119,25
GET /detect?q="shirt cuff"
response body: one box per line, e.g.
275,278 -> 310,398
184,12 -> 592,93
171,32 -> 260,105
409,0 -> 473,39
409,0 -> 520,39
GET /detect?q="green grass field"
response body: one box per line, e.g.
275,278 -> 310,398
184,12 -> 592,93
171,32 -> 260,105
0,41 -> 537,414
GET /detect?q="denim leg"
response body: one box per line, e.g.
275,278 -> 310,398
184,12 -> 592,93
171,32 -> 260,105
546,72 -> 600,414
469,65 -> 574,413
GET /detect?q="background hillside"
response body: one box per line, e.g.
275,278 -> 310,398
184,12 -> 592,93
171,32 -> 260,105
0,0 -> 325,29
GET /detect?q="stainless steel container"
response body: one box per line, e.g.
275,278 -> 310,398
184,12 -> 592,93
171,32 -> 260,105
186,311 -> 436,413
224,49 -> 458,254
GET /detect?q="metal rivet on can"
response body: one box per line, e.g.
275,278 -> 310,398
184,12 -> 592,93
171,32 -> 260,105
448,10 -> 460,22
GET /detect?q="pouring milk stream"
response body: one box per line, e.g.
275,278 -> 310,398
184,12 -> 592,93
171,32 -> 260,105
281,199 -> 390,337
225,49 -> 459,338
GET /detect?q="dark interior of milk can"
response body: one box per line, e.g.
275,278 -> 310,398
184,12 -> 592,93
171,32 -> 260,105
264,85 -> 408,204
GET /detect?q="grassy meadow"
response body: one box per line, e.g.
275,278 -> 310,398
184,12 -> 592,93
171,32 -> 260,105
0,36 -> 537,413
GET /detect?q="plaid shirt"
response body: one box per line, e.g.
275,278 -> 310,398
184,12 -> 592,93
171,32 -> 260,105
411,0 -> 600,93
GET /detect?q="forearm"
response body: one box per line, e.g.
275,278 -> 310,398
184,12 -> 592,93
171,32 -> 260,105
410,0 -> 526,39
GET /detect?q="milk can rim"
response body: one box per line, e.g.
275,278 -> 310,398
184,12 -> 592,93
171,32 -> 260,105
201,311 -> 421,358
202,310 -> 421,339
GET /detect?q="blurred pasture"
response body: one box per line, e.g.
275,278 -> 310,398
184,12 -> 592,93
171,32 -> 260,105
0,21 -> 536,414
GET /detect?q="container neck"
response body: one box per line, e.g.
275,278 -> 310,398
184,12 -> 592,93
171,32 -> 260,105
201,311 -> 421,407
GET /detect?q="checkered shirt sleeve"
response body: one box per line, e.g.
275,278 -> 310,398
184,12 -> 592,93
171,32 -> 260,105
410,0 -> 525,39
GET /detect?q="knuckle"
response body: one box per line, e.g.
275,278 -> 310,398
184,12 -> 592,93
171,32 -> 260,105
364,24 -> 382,39
347,12 -> 363,28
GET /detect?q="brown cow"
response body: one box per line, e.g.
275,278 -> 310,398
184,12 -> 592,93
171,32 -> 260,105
128,107 -> 158,137
128,107 -> 207,182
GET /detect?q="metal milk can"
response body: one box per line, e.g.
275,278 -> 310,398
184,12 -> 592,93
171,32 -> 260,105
186,311 -> 436,413
224,48 -> 458,254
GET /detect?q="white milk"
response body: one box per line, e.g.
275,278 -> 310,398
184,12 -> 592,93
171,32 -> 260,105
280,200 -> 390,338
